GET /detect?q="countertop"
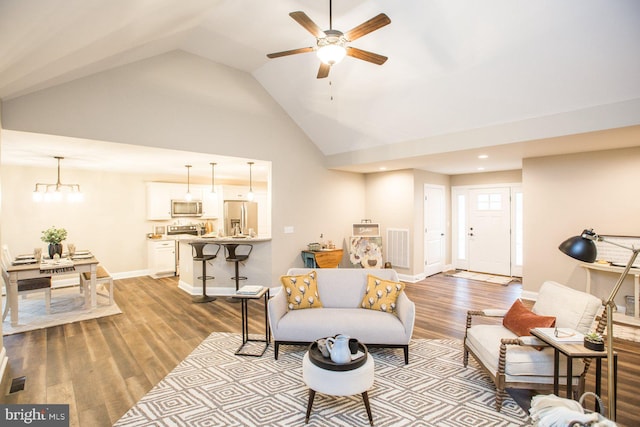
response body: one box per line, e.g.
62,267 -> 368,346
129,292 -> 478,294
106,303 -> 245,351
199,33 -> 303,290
174,236 -> 271,243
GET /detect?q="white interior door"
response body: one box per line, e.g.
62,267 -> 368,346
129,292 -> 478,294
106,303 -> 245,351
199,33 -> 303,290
424,184 -> 445,276
468,187 -> 511,276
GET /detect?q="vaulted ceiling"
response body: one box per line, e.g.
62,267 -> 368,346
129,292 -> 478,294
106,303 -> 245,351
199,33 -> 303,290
1,0 -> 639,175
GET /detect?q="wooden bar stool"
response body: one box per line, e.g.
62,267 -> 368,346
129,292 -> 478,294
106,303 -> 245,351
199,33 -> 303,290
191,242 -> 220,303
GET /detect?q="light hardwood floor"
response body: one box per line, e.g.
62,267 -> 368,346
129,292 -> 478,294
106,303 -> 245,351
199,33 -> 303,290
1,274 -> 638,426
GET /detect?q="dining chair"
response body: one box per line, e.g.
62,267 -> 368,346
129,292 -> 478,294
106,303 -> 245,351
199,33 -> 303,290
1,245 -> 52,321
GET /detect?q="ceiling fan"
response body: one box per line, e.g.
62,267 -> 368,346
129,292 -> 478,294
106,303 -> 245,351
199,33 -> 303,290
266,0 -> 391,79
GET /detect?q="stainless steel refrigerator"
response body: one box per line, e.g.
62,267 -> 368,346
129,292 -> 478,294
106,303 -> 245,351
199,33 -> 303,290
224,200 -> 258,236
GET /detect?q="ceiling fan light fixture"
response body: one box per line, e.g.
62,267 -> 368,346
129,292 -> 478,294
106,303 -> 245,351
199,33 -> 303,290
317,31 -> 346,65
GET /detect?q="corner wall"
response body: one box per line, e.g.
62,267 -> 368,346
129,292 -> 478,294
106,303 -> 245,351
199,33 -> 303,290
523,135 -> 640,306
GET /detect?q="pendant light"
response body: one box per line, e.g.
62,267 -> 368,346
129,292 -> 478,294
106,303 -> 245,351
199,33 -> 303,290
247,161 -> 255,201
209,162 -> 217,194
184,165 -> 193,201
32,156 -> 84,203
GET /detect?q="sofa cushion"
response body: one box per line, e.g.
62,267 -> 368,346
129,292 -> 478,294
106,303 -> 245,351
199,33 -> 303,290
280,271 -> 323,310
360,274 -> 405,315
532,281 -> 602,333
466,324 -> 585,378
503,299 -> 556,337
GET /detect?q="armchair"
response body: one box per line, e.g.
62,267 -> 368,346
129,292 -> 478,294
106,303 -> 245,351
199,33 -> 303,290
463,280 -> 604,411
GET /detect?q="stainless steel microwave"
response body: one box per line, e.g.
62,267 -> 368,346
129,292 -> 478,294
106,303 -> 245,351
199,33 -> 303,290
171,200 -> 202,217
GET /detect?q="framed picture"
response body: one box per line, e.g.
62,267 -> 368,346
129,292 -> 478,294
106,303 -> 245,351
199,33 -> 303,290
349,236 -> 383,268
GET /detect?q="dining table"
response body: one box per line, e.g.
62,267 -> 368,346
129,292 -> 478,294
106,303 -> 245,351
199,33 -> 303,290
4,255 -> 99,326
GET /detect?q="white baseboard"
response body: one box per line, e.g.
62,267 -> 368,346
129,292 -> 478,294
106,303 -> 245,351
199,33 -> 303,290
177,280 -> 237,296
398,273 -> 426,283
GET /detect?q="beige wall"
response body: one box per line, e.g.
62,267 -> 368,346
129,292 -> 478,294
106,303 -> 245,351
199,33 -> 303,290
364,169 -> 450,279
523,141 -> 640,307
1,51 -> 366,283
364,170 -> 414,273
451,169 -> 522,187
2,165 -> 168,274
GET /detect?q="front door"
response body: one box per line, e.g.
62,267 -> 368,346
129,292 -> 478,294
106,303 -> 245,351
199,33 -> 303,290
468,187 -> 511,276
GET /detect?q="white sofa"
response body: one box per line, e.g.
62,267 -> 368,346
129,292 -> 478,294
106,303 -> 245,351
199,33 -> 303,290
268,268 -> 415,364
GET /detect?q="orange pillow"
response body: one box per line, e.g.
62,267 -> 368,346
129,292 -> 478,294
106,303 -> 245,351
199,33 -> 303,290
503,299 -> 556,337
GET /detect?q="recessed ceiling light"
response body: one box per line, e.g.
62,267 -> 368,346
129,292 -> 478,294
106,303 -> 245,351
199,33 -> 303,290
477,167 -> 485,171
478,154 -> 489,159
379,166 -> 387,171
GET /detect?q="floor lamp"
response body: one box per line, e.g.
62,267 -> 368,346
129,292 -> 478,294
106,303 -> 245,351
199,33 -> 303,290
559,228 -> 639,421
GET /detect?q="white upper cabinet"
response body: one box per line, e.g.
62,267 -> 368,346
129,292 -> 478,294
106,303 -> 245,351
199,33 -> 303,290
201,185 -> 222,219
223,185 -> 250,201
146,182 -> 173,220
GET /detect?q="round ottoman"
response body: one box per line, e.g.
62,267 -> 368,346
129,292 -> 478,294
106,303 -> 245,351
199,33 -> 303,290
302,351 -> 375,425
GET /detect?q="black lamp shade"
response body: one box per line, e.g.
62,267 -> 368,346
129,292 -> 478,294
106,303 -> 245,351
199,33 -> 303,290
558,235 -> 597,263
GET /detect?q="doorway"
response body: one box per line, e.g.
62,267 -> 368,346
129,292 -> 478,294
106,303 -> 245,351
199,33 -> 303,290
452,185 -> 522,277
424,184 -> 445,276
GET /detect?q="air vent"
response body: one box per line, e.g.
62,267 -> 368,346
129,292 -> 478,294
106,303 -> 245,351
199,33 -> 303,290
9,376 -> 26,393
387,228 -> 410,269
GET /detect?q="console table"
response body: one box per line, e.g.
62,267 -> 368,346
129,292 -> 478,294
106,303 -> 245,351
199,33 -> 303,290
580,262 -> 640,319
301,249 -> 343,268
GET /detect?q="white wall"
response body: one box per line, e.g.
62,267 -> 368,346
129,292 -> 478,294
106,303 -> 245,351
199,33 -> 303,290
2,165 -> 160,274
523,134 -> 640,307
1,50 -> 366,283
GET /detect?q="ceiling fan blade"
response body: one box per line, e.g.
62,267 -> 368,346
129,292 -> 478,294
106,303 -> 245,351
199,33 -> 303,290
344,13 -> 391,41
317,63 -> 331,79
267,47 -> 314,59
290,11 -> 326,39
346,47 -> 388,65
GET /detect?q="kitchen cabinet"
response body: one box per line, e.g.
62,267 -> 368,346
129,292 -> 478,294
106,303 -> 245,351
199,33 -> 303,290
146,182 -> 172,220
148,240 -> 176,278
201,185 -> 222,219
223,185 -> 251,201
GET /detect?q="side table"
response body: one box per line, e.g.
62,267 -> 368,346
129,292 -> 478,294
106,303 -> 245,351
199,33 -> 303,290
530,328 -> 617,416
234,286 -> 270,357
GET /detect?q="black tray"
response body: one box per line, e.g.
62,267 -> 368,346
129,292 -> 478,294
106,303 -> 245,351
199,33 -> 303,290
308,340 -> 368,371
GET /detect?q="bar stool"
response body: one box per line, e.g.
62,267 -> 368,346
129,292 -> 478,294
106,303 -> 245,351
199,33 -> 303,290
223,243 -> 253,297
191,242 -> 221,303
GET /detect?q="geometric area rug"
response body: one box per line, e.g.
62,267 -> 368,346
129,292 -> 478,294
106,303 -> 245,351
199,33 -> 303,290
115,332 -> 530,426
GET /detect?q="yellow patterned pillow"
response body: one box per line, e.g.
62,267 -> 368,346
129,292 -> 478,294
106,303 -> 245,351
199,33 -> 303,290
360,274 -> 405,315
280,271 -> 323,310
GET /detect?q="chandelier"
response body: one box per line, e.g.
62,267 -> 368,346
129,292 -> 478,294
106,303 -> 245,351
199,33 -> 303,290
33,156 -> 83,202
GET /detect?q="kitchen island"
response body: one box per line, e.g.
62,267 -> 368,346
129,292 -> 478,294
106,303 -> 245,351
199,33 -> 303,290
177,237 -> 272,296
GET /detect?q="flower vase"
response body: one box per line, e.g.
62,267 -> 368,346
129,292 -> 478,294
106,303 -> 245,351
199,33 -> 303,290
48,243 -> 63,259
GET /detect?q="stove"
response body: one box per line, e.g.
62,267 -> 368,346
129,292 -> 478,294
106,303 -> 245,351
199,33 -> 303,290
167,225 -> 199,236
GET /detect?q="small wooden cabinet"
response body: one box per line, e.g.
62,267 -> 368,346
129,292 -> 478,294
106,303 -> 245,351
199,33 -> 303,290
301,249 -> 343,268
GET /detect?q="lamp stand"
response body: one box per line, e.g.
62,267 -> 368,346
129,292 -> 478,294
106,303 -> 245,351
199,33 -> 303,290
601,245 -> 639,420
